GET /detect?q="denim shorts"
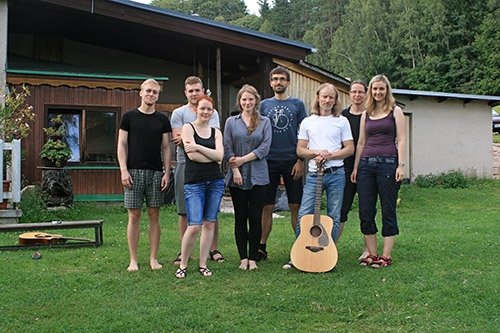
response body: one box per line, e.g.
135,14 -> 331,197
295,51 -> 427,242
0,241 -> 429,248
184,178 -> 224,225
124,169 -> 165,209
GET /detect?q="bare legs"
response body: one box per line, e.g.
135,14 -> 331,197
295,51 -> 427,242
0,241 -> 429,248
126,208 -> 141,271
177,216 -> 222,263
336,222 -> 369,259
126,207 -> 162,271
179,222 -> 215,272
364,234 -> 395,266
260,204 -> 274,245
260,203 -> 299,245
289,203 -> 299,233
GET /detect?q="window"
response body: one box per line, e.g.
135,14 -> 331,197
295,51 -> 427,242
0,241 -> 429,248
47,106 -> 119,164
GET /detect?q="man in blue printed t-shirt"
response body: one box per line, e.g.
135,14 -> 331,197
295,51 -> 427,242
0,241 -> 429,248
258,67 -> 307,268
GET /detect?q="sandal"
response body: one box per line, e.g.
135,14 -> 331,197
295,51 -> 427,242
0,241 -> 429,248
175,267 -> 187,279
198,266 -> 213,277
256,249 -> 268,261
371,256 -> 392,268
173,253 -> 181,265
209,250 -> 225,262
174,253 -> 193,265
360,254 -> 377,267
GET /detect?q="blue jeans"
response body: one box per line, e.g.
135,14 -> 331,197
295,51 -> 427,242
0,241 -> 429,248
357,157 -> 400,237
296,167 -> 345,242
184,178 -> 224,225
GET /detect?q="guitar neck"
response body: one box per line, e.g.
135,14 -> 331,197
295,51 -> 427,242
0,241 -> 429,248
313,165 -> 324,226
61,237 -> 95,242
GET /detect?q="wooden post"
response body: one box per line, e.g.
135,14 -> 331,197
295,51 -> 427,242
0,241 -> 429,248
260,56 -> 274,99
216,47 -> 222,119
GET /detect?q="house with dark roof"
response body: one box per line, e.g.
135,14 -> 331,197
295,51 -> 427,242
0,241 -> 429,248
1,0 -> 499,203
2,0 -> 350,201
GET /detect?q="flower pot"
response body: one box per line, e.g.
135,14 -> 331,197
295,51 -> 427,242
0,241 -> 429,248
0,180 -> 11,209
49,135 -> 63,141
42,157 -> 67,168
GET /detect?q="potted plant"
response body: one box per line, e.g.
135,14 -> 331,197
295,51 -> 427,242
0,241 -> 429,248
39,115 -> 72,167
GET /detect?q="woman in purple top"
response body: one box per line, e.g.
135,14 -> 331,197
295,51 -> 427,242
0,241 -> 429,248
351,75 -> 406,268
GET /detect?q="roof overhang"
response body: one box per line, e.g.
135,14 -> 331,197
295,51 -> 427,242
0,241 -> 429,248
7,0 -> 314,82
393,89 -> 500,107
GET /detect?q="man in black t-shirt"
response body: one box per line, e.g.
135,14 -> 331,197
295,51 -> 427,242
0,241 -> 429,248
337,80 -> 369,259
117,79 -> 172,271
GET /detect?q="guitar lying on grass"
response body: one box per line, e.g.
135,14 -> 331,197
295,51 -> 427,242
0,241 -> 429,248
290,163 -> 338,273
19,232 -> 95,245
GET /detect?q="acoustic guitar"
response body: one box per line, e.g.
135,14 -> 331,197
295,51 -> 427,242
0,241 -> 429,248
290,164 -> 338,272
19,232 -> 94,245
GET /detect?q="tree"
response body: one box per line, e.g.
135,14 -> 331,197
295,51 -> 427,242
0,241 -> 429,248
151,0 -> 247,22
473,0 -> 500,95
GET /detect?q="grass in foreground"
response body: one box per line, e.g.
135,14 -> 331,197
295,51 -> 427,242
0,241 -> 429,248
1,182 -> 500,331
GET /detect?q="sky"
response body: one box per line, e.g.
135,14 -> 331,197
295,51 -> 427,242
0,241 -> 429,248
130,0 -> 261,16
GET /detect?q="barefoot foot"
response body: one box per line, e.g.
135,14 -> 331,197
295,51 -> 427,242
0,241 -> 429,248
248,260 -> 259,270
150,259 -> 163,270
239,258 -> 249,270
127,261 -> 139,271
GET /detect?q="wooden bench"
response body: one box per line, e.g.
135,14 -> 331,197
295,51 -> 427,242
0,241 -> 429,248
0,220 -> 103,250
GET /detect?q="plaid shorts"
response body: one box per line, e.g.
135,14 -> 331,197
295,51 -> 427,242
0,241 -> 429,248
124,169 -> 165,209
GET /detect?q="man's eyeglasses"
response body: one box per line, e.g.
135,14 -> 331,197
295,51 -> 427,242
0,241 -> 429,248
271,77 -> 288,82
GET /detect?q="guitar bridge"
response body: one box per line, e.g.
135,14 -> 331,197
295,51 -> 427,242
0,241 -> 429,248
305,246 -> 324,253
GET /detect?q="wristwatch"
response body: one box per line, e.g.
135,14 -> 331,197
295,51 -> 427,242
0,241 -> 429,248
399,162 -> 405,166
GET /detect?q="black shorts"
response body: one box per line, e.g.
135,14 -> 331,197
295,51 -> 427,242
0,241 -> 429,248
264,159 -> 303,205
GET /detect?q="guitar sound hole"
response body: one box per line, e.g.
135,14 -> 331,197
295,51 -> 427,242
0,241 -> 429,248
310,225 -> 322,238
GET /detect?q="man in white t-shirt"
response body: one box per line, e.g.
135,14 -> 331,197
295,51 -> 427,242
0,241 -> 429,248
170,76 -> 224,264
295,83 -> 354,243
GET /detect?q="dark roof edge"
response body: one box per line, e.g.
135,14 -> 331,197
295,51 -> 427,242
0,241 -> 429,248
393,88 -> 500,104
110,0 -> 314,52
298,61 -> 350,86
6,69 -> 168,81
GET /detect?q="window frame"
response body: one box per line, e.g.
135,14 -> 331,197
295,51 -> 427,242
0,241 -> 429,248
44,105 -> 120,165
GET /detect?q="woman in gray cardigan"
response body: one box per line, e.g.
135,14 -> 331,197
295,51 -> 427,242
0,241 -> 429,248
224,85 -> 272,270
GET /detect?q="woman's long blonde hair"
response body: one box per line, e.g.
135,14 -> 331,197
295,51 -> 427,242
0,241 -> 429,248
236,84 -> 261,135
365,75 -> 396,116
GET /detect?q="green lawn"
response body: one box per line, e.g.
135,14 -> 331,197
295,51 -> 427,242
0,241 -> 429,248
1,182 -> 500,331
493,132 -> 500,143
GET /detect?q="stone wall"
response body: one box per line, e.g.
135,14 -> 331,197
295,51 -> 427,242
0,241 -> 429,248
493,143 -> 500,179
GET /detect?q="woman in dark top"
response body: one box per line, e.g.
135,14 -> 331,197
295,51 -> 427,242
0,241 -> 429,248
351,75 -> 406,268
224,85 -> 271,270
175,96 -> 224,278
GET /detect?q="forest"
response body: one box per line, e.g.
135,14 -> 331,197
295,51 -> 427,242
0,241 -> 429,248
150,0 -> 500,95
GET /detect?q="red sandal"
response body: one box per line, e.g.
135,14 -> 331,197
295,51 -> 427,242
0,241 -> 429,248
371,256 -> 392,268
360,254 -> 378,267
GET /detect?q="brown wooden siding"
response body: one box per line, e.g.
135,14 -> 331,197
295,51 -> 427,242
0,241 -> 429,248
14,83 -> 140,193
273,59 -> 350,116
69,169 -> 122,195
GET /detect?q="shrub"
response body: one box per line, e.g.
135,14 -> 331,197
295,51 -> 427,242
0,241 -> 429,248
413,170 -> 470,189
413,173 -> 439,188
18,186 -> 50,222
438,170 -> 469,188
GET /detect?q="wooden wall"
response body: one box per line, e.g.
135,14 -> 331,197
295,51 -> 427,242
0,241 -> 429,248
16,84 -> 141,194
273,59 -> 350,116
